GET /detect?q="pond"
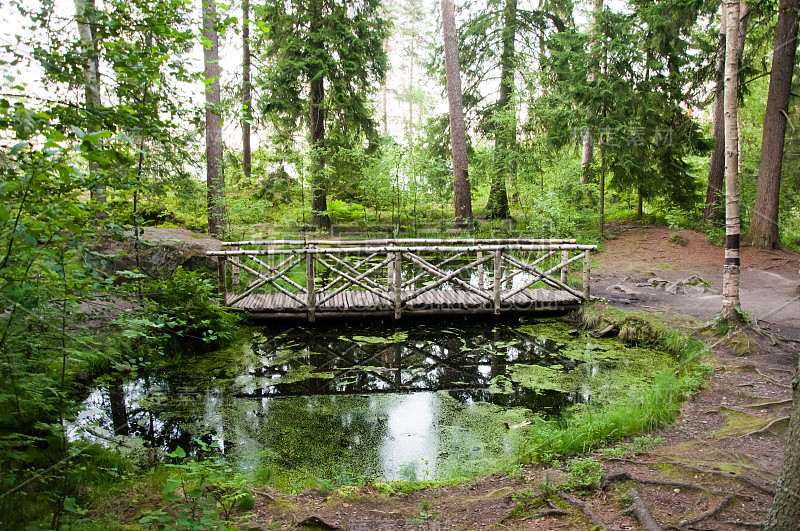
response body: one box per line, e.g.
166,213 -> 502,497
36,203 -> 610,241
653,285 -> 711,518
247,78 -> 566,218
72,317 -> 671,488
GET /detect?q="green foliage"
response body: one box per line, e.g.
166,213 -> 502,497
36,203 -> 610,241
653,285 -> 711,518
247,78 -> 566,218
117,267 -> 240,356
139,442 -> 252,530
563,457 -> 602,492
601,435 -> 663,458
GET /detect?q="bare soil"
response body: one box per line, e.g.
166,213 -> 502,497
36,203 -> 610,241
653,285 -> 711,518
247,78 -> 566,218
242,224 -> 800,530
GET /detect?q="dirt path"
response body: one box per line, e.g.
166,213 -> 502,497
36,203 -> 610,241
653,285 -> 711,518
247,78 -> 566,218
245,225 -> 800,530
593,223 -> 800,339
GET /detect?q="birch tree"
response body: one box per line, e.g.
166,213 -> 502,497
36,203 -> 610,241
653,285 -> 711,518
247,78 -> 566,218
722,0 -> 741,319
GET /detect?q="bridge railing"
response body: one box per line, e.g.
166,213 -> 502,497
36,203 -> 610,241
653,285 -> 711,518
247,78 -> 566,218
206,239 -> 596,321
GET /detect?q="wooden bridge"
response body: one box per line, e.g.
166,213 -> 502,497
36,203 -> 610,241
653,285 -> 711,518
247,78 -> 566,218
206,239 -> 597,321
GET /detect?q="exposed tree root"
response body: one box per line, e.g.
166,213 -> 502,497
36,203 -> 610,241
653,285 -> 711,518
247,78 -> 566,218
723,520 -> 765,527
755,368 -> 792,388
556,490 -> 609,530
604,458 -> 776,496
742,398 -> 793,408
629,487 -> 662,531
600,471 -> 748,498
743,416 -> 790,437
678,494 -> 734,527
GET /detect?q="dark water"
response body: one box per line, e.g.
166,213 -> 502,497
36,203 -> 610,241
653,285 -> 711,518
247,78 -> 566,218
72,318 -> 639,485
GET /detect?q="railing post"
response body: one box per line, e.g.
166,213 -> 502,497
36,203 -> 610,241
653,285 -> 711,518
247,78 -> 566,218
217,256 -> 227,305
306,250 -> 316,322
582,249 -> 591,301
561,249 -> 569,285
493,249 -> 502,315
477,250 -> 484,290
387,252 -> 395,291
394,251 -> 402,319
232,246 -> 240,287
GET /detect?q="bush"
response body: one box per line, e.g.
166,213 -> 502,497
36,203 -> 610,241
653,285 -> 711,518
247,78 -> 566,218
119,267 -> 240,357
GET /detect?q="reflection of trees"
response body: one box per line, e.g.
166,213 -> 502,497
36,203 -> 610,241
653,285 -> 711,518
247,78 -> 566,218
108,379 -> 129,436
87,320 -> 589,462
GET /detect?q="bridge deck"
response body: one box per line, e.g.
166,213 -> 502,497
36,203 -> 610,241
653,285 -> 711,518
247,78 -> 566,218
232,288 -> 580,319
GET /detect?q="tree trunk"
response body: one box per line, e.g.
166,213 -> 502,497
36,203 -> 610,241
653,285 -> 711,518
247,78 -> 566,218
441,0 -> 472,225
580,0 -> 603,183
203,0 -> 226,238
242,0 -> 252,184
73,0 -> 106,208
704,10 -> 726,224
705,3 -> 748,224
308,0 -> 331,230
746,0 -> 798,248
483,0 -> 514,219
722,0 -> 741,319
309,75 -> 331,229
764,359 -> 800,529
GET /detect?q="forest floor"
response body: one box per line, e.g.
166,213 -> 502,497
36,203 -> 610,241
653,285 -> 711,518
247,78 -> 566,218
239,223 -> 800,530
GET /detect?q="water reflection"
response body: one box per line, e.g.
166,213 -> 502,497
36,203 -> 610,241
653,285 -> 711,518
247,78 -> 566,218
73,319 -> 594,482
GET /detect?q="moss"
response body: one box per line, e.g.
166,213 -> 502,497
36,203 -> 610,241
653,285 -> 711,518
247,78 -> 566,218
713,410 -> 774,438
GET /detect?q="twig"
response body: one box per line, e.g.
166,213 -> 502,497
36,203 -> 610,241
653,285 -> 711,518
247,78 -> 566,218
743,416 -> 790,437
629,487 -> 662,531
679,495 -> 734,526
604,458 -> 776,496
556,490 -> 609,530
250,487 -> 276,502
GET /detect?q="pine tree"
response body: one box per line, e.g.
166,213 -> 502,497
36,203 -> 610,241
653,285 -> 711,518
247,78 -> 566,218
203,0 -> 226,237
255,0 -> 389,229
746,0 -> 799,248
441,0 -> 472,224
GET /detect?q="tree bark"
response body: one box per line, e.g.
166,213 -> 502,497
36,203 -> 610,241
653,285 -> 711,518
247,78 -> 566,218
483,0 -> 514,219
203,0 -> 226,238
242,0 -> 252,183
73,0 -> 106,208
580,0 -> 603,183
309,74 -> 331,230
307,0 -> 330,230
441,0 -> 472,225
764,359 -> 800,530
722,0 -> 741,319
746,0 -> 799,248
705,3 -> 748,224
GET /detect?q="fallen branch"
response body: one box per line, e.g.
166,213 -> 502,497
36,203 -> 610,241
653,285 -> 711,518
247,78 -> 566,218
743,416 -> 789,437
557,490 -> 609,530
604,458 -> 776,496
81,427 -> 134,449
679,494 -> 734,527
629,487 -> 662,531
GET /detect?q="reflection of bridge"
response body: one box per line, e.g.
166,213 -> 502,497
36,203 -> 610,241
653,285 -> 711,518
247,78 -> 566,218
206,239 -> 597,321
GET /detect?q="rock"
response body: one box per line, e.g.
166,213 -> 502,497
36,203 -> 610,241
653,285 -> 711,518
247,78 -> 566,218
609,283 -> 636,294
90,227 -> 223,279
